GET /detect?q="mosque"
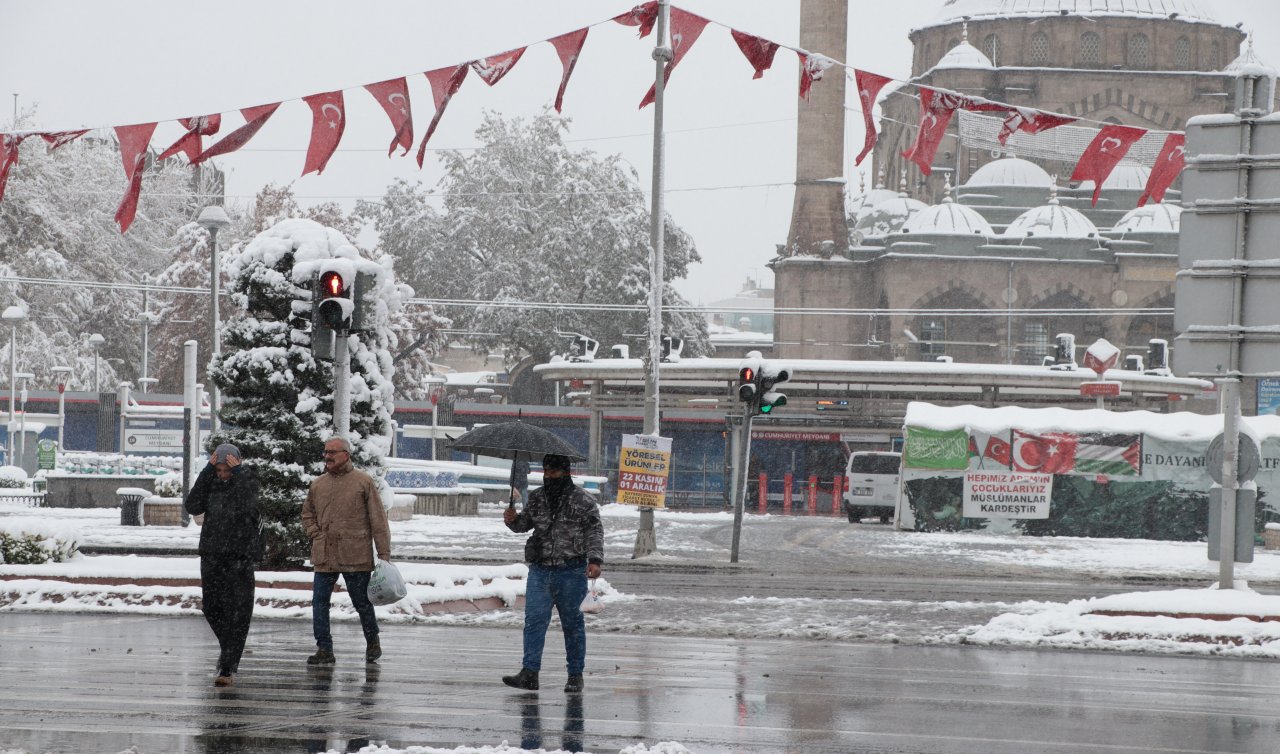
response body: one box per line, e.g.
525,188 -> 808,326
770,0 -> 1271,366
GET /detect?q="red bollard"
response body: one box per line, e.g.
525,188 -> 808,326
757,473 -> 768,514
807,475 -> 818,516
783,472 -> 793,515
832,474 -> 843,516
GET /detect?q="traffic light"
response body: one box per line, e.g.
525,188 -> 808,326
758,366 -> 791,414
737,357 -> 761,405
661,336 -> 684,362
311,268 -> 353,360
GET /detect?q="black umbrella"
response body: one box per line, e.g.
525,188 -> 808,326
449,421 -> 585,506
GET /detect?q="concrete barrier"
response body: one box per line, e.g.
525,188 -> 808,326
403,488 -> 482,516
141,496 -> 184,526
46,475 -> 156,508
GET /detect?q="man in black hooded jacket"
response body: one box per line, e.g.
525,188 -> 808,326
501,453 -> 604,693
184,443 -> 262,687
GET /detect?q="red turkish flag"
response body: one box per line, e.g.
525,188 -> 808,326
0,133 -> 31,202
416,64 -> 469,168
997,108 -> 1076,146
613,1 -> 658,37
1011,430 -> 1077,475
302,91 -> 346,176
984,434 -> 1012,468
158,114 -> 222,163
193,103 -> 281,165
798,51 -> 836,101
113,122 -> 157,233
640,9 -> 709,108
854,70 -> 893,166
365,77 -> 414,157
901,88 -> 957,176
1139,132 -> 1186,207
1070,124 -> 1147,205
38,130 -> 89,151
549,28 -> 588,112
731,30 -> 779,80
472,47 -> 526,87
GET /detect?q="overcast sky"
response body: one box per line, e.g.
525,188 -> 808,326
4,1 -> 1279,304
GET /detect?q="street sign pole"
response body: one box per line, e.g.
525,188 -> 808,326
1218,378 -> 1241,589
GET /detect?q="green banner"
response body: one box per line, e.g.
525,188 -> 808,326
904,426 -> 970,470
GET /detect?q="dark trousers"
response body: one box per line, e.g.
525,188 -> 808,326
199,556 -> 256,675
312,571 -> 378,651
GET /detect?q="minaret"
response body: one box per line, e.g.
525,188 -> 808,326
783,0 -> 849,256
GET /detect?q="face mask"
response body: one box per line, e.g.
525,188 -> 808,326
545,476 -> 574,496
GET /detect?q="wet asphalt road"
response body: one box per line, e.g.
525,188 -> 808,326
5,612 -> 1280,754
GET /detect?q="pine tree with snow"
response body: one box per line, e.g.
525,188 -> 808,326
207,218 -> 402,567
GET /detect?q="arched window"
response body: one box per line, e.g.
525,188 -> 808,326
1209,41 -> 1221,70
1128,33 -> 1150,68
1029,32 -> 1050,65
1079,32 -> 1101,66
1174,37 -> 1191,69
983,33 -> 1001,66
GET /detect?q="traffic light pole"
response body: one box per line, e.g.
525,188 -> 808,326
729,408 -> 754,563
333,331 -> 350,437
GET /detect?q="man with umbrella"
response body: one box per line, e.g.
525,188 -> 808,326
501,453 -> 604,693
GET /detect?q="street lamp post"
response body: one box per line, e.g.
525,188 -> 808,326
197,205 -> 232,435
3,306 -> 26,464
88,333 -> 105,394
52,366 -> 72,450
14,371 -> 32,466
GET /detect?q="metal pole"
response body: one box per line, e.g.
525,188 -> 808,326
634,0 -> 671,560
334,333 -> 350,436
57,387 -> 65,450
730,409 -> 753,563
430,392 -> 438,461
1219,378 -> 1241,589
140,275 -> 150,391
94,349 -> 100,394
182,341 -> 198,504
117,382 -> 130,454
209,226 -> 221,434
6,323 -> 14,463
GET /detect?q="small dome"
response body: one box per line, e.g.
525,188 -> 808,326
934,41 -> 993,70
1076,161 -> 1150,192
902,198 -> 994,235
1226,41 -> 1278,78
965,157 -> 1053,188
856,195 -> 928,237
1004,193 -> 1099,239
1114,202 -> 1183,233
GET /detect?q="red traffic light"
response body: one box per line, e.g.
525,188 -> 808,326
739,366 -> 755,383
320,270 -> 345,298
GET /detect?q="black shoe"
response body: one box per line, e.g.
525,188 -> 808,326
306,649 -> 336,665
564,674 -> 584,693
502,668 -> 539,690
366,639 -> 382,663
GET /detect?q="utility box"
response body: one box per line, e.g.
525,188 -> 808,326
1207,484 -> 1256,563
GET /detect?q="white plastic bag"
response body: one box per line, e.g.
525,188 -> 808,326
367,559 -> 407,606
579,579 -> 603,614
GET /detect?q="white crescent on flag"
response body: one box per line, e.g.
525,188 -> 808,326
1012,434 -> 1046,472
321,103 -> 343,124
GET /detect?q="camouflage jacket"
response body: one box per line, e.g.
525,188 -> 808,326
506,482 -> 604,567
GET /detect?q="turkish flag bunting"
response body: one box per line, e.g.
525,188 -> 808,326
416,64 -> 470,168
0,133 -> 31,202
365,77 -> 414,157
901,88 -> 958,175
113,122 -> 157,233
193,103 -> 281,165
1139,132 -> 1186,207
38,130 -> 89,151
302,91 -> 346,176
1070,124 -> 1147,205
997,108 -> 1076,146
1011,429 -> 1077,474
854,70 -> 893,166
613,1 -> 658,37
640,9 -> 709,108
158,115 -> 222,163
731,30 -> 779,80
798,51 -> 836,101
549,28 -> 589,113
472,47 -> 527,87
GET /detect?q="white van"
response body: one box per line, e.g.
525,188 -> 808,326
843,451 -> 901,523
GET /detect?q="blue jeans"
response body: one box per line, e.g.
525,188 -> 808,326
312,571 -> 378,651
522,560 -> 588,674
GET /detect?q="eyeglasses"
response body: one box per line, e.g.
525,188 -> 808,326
322,450 -> 349,457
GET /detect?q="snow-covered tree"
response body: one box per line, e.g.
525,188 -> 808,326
359,110 -> 708,367
207,218 -> 402,567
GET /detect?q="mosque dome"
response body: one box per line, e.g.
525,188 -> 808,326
1225,42 -> 1278,77
1076,161 -> 1151,192
902,194 -> 994,235
1003,189 -> 1099,239
1113,202 -> 1183,233
924,1 -> 1222,28
965,157 -> 1054,188
856,193 -> 928,237
934,40 -> 993,70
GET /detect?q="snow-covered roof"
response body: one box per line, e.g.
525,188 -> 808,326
934,41 -> 994,70
902,197 -> 995,235
855,194 -> 928,236
1076,161 -> 1151,192
1226,43 -> 1278,78
1113,202 -> 1183,233
1004,195 -> 1100,239
922,0 -> 1222,30
965,157 -> 1053,188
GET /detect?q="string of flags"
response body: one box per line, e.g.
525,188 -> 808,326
0,1 -> 1186,233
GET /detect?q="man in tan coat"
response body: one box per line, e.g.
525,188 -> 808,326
302,436 -> 392,665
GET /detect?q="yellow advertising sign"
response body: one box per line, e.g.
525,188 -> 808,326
615,433 -> 673,508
